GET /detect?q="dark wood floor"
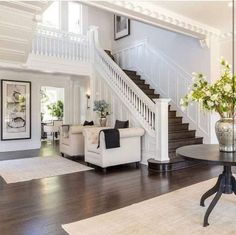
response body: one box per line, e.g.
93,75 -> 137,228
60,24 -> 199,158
0,141 -> 225,235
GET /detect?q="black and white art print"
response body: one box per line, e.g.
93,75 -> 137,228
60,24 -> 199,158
114,15 -> 130,40
1,80 -> 31,140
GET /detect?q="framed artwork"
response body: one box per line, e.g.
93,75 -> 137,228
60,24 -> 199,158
114,14 -> 130,40
1,80 -> 31,140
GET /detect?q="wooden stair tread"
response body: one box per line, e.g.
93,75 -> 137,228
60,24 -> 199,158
169,129 -> 195,133
123,69 -> 137,75
128,74 -> 141,79
169,137 -> 203,143
148,94 -> 160,98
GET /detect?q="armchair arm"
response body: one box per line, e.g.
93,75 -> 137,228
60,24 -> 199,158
118,128 -> 145,138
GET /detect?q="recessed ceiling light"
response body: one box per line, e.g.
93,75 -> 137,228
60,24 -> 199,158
228,2 -> 233,7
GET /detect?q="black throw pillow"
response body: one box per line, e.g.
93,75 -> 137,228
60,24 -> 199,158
114,120 -> 129,129
83,121 -> 94,126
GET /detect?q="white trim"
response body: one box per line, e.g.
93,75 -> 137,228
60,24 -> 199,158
82,1 -> 221,40
0,4 -> 35,18
0,20 -> 33,32
0,35 -> 28,44
0,47 -> 25,55
7,1 -> 43,12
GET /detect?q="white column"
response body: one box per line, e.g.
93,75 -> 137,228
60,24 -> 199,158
60,1 -> 68,31
88,25 -> 99,63
73,82 -> 81,124
154,98 -> 171,162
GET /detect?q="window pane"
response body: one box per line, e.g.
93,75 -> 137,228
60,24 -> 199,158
68,2 -> 81,34
42,2 -> 59,29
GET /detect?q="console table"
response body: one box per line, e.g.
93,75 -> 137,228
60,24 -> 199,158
176,144 -> 236,227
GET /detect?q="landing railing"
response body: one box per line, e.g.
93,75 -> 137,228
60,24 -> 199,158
32,25 -> 89,62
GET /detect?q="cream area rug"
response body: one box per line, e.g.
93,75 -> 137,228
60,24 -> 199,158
62,177 -> 236,235
0,156 -> 93,184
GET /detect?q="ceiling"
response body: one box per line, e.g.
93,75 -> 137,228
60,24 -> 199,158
150,1 -> 233,33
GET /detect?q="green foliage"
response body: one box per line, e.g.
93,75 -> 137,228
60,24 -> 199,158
47,100 -> 64,120
180,58 -> 236,118
93,100 -> 110,118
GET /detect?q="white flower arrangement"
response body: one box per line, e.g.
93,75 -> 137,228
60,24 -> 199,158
180,58 -> 236,118
93,100 -> 111,118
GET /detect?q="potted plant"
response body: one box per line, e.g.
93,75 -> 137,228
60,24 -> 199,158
93,100 -> 110,127
47,100 -> 64,120
180,58 -> 236,152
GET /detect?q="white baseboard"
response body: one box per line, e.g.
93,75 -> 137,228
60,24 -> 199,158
0,140 -> 41,152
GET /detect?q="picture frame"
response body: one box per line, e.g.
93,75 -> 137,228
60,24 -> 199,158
1,80 -> 31,140
114,14 -> 130,40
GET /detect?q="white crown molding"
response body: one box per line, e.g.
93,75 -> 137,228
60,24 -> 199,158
83,1 -> 221,40
0,47 -> 25,56
219,32 -> 235,43
0,55 -> 90,77
0,20 -> 33,32
0,35 -> 28,45
7,1 -> 43,13
0,4 -> 35,19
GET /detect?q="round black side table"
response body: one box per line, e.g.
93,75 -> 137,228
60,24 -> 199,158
176,144 -> 236,227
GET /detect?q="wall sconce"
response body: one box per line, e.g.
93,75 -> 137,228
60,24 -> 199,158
86,94 -> 90,109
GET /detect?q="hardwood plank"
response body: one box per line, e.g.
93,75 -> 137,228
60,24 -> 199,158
0,141 -> 224,235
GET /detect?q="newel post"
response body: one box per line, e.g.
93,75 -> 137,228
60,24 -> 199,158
154,98 -> 171,161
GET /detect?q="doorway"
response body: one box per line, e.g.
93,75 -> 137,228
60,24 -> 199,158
40,86 -> 64,142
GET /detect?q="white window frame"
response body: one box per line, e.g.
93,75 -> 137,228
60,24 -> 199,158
40,1 -> 83,34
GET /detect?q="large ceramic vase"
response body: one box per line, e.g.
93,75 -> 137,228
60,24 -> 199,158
215,118 -> 236,152
99,117 -> 107,127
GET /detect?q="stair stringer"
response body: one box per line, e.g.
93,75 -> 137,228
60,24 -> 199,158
93,67 -> 156,165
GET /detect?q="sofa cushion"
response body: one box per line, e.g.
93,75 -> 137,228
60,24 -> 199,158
83,120 -> 94,126
114,120 -> 129,129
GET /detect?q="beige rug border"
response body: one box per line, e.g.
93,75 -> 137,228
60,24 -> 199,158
0,156 -> 93,184
62,176 -> 223,235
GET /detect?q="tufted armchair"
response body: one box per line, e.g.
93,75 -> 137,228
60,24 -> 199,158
83,127 -> 145,170
60,125 -> 95,157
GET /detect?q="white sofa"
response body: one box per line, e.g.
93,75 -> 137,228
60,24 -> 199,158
83,127 -> 145,169
60,125 -> 85,157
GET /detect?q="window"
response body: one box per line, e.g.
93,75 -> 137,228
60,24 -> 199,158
68,2 -> 82,34
41,1 -> 82,34
42,2 -> 60,29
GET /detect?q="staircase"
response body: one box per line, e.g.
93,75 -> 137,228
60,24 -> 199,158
105,50 -> 203,172
29,26 -> 203,171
